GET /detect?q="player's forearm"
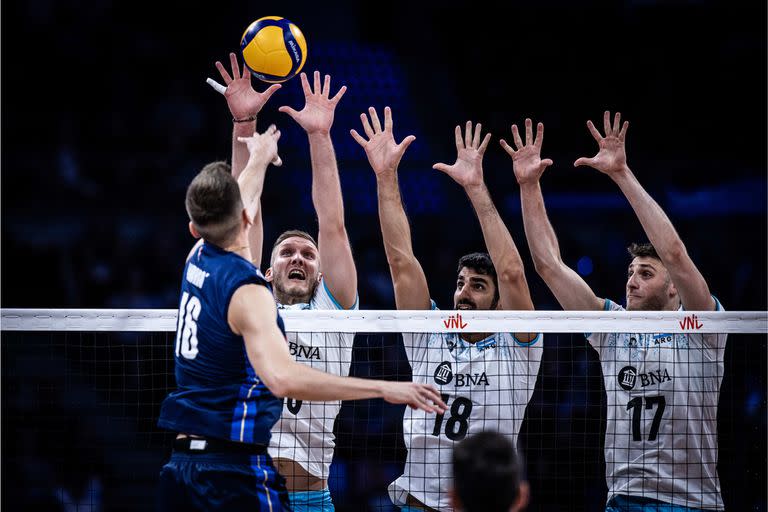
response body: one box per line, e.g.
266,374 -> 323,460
610,168 -> 686,263
376,174 -> 418,268
248,209 -> 264,268
232,120 -> 256,180
237,160 -> 269,222
465,183 -> 528,287
275,361 -> 384,401
519,181 -> 567,275
308,132 -> 345,230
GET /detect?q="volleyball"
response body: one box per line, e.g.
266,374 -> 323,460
240,16 -> 307,83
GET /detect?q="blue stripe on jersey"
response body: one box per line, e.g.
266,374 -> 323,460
514,332 -> 542,346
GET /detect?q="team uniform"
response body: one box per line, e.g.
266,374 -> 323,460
158,242 -> 291,511
588,297 -> 727,511
389,303 -> 543,512
268,278 -> 358,511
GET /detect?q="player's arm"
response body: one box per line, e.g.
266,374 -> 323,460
236,126 -> 282,223
502,119 -> 605,311
209,52 -> 281,267
229,284 -> 446,412
351,107 -> 430,310
574,111 -> 714,311
434,121 -> 534,312
279,72 -> 356,308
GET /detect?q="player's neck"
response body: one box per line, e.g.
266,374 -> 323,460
222,236 -> 252,261
274,290 -> 312,306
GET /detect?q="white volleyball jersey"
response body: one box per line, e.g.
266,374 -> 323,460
389,310 -> 543,512
268,279 -> 358,479
587,297 -> 727,510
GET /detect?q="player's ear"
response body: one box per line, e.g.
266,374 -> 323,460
265,267 -> 274,282
241,208 -> 252,227
317,271 -> 323,284
513,481 -> 530,512
188,222 -> 201,239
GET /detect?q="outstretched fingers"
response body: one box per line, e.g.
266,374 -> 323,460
322,74 -> 331,97
612,111 -> 621,135
350,129 -> 367,147
331,85 -> 347,104
472,122 -> 483,148
464,121 -> 473,149
299,72 -> 311,97
261,84 -> 281,102
229,53 -> 240,80
215,61 -> 233,84
384,106 -> 393,132
313,70 -> 321,95
511,124 -> 524,150
478,132 -> 491,155
499,138 -> 516,157
619,120 -> 629,141
368,107 -> 383,133
360,112 -> 375,138
454,125 -> 464,150
603,110 -> 611,136
586,120 -> 602,142
534,122 -> 545,148
525,118 -> 533,146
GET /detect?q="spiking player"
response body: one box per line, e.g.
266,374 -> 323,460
209,55 -> 359,511
157,118 -> 447,511
508,113 -> 726,511
351,108 -> 543,511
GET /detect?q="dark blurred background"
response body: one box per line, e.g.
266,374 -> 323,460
2,0 -> 766,511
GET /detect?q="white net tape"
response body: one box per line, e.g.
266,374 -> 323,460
2,308 -> 766,333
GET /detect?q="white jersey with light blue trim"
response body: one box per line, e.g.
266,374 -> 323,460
268,278 -> 358,479
587,297 -> 727,510
389,305 -> 543,512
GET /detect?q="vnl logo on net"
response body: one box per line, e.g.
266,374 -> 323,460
442,313 -> 468,329
679,314 -> 703,330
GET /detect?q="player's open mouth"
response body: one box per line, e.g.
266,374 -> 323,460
288,269 -> 306,281
457,303 -> 475,310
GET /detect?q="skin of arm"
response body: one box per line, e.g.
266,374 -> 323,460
279,71 -> 356,308
433,121 -> 534,312
574,111 -> 714,311
212,52 -> 281,267
228,284 -> 446,412
502,118 -> 605,311
350,106 -> 430,310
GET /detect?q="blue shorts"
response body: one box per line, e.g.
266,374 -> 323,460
606,495 -> 706,512
158,451 -> 291,511
288,489 -> 334,512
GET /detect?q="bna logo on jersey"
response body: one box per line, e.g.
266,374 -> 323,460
434,361 -> 453,385
618,366 -> 638,390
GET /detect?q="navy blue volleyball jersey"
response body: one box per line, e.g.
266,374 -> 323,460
158,241 -> 286,445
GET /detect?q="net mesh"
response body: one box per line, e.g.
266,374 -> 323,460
1,310 -> 766,511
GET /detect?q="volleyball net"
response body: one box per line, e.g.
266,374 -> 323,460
2,309 -> 766,511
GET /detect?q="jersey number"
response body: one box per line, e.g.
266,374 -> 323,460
175,291 -> 201,360
285,398 -> 303,415
431,394 -> 473,441
627,395 -> 666,441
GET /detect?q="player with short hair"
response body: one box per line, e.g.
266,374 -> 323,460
157,86 -> 447,511
450,431 -> 530,512
210,56 -> 359,511
351,109 -> 543,511
507,113 -> 726,511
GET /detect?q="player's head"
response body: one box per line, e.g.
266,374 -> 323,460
450,431 -> 529,512
266,230 -> 321,304
454,253 -> 500,311
625,242 -> 679,311
185,162 -> 246,247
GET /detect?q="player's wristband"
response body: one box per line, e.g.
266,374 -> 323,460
233,115 -> 257,123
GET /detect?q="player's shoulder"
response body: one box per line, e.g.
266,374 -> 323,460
310,277 -> 359,311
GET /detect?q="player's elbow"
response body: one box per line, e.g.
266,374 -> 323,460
661,241 -> 687,266
263,372 -> 291,398
531,255 -> 560,279
498,266 -> 526,288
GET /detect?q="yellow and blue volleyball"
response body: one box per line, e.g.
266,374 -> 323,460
240,16 -> 307,83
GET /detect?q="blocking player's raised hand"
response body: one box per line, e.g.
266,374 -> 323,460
381,381 -> 448,414
574,110 -> 630,176
501,118 -> 554,185
278,71 -> 347,135
210,52 -> 281,120
433,121 -> 491,189
351,106 -> 416,177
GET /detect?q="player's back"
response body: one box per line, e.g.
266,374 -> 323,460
159,241 -> 285,445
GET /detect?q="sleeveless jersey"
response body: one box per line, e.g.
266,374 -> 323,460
587,297 -> 726,510
268,279 -> 358,479
158,242 -> 285,445
389,304 -> 543,511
